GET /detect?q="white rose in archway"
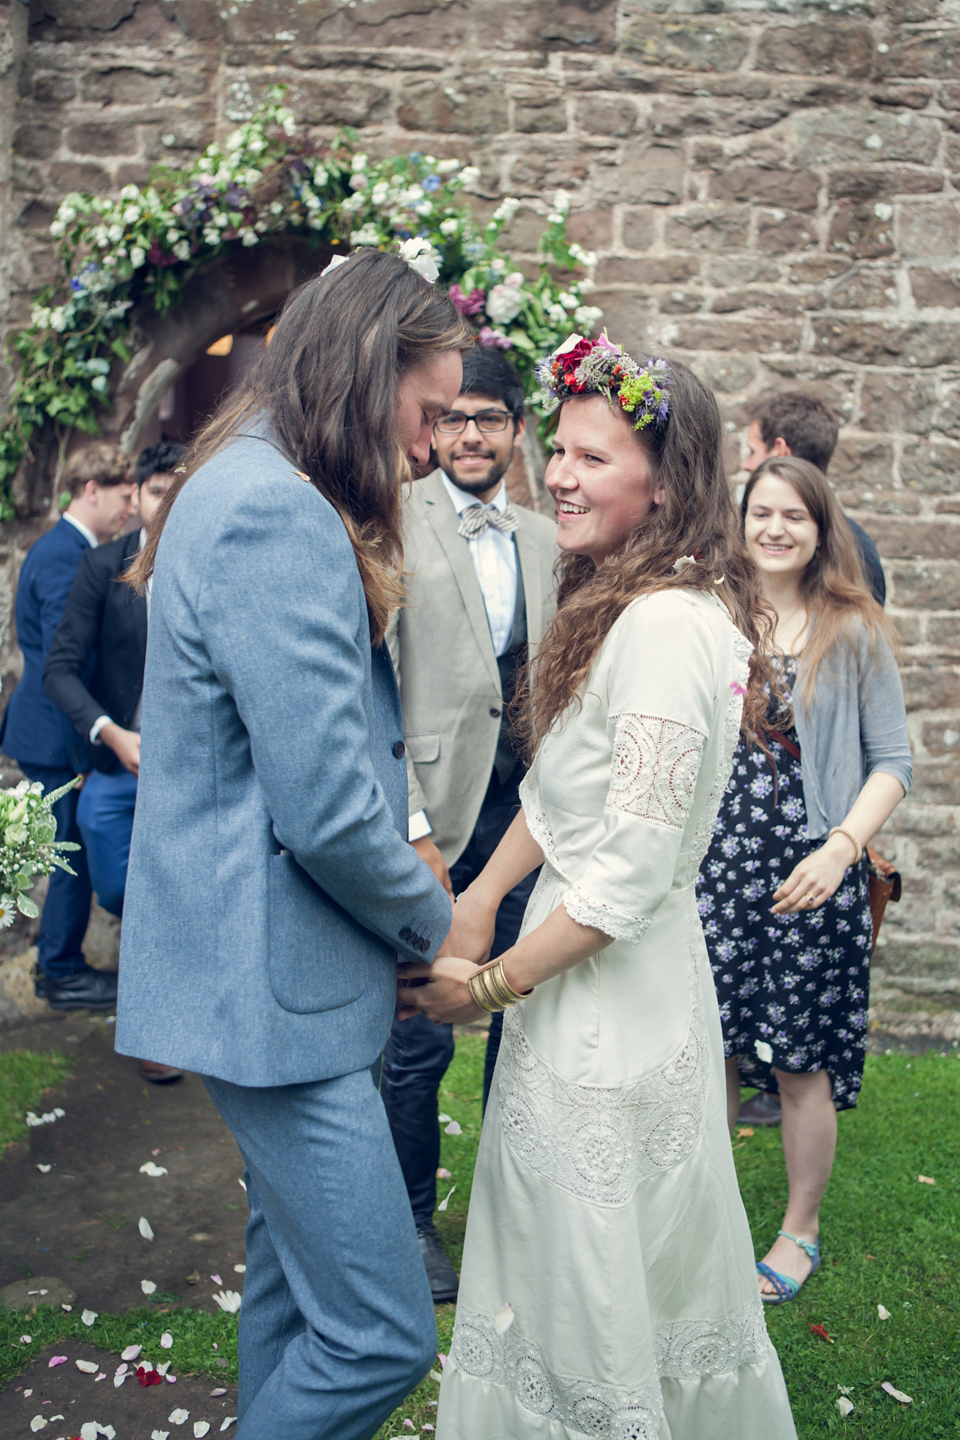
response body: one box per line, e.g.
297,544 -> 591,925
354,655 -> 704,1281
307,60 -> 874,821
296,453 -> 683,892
486,282 -> 526,326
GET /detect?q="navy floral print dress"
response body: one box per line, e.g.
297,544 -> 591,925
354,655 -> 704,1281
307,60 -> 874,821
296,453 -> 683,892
696,657 -> 872,1110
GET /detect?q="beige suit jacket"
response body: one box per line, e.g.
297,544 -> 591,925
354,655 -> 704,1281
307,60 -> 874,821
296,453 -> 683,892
387,469 -> 558,866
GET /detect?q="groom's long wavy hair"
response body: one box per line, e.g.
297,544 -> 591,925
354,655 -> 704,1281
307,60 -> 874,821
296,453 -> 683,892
130,249 -> 470,644
520,357 -> 775,752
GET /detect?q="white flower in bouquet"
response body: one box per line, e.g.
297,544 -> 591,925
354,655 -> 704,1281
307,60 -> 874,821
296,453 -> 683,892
486,282 -> 526,325
0,777 -> 81,920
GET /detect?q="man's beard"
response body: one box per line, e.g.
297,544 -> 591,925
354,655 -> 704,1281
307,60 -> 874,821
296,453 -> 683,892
444,447 -> 513,495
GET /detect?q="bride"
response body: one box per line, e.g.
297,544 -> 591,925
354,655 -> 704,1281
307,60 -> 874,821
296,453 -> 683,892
398,335 -> 797,1440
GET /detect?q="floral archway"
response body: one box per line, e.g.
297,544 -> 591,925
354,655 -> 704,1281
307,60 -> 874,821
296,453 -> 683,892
1,88 -> 600,522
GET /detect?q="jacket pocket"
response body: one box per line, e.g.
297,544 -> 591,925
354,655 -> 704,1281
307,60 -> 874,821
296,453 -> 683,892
267,854 -> 368,1015
406,733 -> 440,763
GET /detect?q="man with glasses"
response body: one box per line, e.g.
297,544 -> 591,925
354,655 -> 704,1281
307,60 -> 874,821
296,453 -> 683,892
383,346 -> 557,1302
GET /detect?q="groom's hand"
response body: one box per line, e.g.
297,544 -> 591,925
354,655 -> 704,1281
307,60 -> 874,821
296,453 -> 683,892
397,957 -> 483,1025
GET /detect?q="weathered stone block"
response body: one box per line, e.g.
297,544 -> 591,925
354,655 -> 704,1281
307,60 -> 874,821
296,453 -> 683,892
81,66 -> 176,105
898,200 -> 960,258
710,287 -> 818,316
828,267 -> 899,309
561,59 -> 656,93
933,385 -> 960,438
621,256 -> 701,284
13,122 -> 60,160
868,516 -> 960,560
566,206 -> 613,250
586,291 -> 654,354
927,617 -> 960,650
15,199 -> 58,233
709,163 -> 819,213
828,166 -> 943,201
665,204 -> 749,252
757,23 -> 873,79
650,97 -> 791,140
795,108 -> 941,167
698,353 -> 759,395
508,144 -> 592,195
29,0 -> 138,38
621,206 -> 657,251
576,95 -> 641,137
292,76 -> 393,128
879,30 -> 960,81
813,320 -> 959,367
667,318 -> 802,353
901,438 -> 960,494
658,288 -> 705,314
756,209 -> 817,254
910,758 -> 960,805
788,255 -> 851,284
901,663 -> 960,711
621,17 -> 748,72
30,73 -> 78,105
870,84 -> 936,110
828,201 -> 894,259
840,488 -> 921,516
513,85 -> 568,135
910,267 -> 960,307
706,256 -> 779,287
610,141 -> 684,205
829,435 -> 895,487
290,46 -> 447,72
860,373 -> 938,434
49,161 -> 112,194
66,122 -> 139,155
890,560 -> 960,609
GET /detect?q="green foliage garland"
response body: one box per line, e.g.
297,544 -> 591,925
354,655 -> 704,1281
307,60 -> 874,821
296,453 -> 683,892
0,88 -> 600,522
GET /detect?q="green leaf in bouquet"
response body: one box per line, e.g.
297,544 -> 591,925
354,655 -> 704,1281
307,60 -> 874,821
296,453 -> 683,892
16,894 -> 39,918
36,821 -> 57,845
56,841 -> 81,852
44,776 -> 82,806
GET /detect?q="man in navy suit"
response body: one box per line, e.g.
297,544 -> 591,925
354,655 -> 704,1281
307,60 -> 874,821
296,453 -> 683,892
1,443 -> 136,1009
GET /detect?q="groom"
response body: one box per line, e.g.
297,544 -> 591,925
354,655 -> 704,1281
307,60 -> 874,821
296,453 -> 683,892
115,251 -> 467,1440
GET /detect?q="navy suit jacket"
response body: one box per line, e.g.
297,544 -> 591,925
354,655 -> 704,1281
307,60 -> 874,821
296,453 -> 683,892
0,517 -> 92,772
115,434 -> 453,1086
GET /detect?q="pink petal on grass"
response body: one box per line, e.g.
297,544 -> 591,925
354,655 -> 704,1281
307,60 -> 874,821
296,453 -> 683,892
404,1423 -> 415,1431
48,1357 -> 68,1368
122,1345 -> 142,1361
210,1389 -> 227,1397
881,1382 -> 912,1405
436,1168 -> 452,1181
95,1373 -> 106,1381
210,1274 -> 222,1285
165,1374 -> 179,1384
443,1120 -> 462,1135
161,1332 -> 174,1349
20,1335 -> 31,1344
437,1352 -> 447,1369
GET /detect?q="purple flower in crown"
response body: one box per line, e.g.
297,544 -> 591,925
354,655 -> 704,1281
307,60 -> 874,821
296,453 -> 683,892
449,284 -> 486,316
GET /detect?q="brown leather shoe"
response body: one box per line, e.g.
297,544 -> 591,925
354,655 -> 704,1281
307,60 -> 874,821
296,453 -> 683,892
139,1059 -> 184,1085
738,1091 -> 782,1126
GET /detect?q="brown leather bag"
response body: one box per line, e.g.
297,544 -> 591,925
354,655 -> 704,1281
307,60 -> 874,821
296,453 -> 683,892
761,727 -> 902,953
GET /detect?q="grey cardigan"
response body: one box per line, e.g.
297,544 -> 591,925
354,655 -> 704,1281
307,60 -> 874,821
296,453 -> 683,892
792,621 -> 912,839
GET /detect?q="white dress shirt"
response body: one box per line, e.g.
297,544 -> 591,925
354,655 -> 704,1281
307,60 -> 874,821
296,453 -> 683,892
63,511 -> 99,550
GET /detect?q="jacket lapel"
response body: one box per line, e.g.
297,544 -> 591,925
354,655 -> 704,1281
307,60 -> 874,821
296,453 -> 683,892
514,519 -> 546,649
122,533 -> 149,658
420,472 -> 500,690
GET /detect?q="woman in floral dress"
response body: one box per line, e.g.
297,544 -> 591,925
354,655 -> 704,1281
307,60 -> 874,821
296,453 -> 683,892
698,456 -> 911,1304
399,339 -> 797,1439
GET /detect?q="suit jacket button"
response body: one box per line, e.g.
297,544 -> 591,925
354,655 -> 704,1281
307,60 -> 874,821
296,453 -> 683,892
399,926 -> 411,941
393,740 -> 406,758
489,707 -> 501,718
420,937 -> 430,952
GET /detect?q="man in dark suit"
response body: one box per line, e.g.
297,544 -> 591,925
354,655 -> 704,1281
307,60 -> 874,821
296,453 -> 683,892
1,444 -> 136,1009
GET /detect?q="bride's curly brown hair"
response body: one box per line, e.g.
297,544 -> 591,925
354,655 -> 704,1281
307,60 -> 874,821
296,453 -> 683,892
518,356 -> 776,754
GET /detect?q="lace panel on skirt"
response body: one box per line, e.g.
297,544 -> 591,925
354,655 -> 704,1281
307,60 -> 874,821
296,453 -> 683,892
497,990 -> 707,1208
656,1297 -> 770,1379
451,1306 -> 662,1440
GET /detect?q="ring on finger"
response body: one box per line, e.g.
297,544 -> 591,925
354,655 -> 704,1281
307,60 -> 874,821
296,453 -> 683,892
805,892 -> 816,906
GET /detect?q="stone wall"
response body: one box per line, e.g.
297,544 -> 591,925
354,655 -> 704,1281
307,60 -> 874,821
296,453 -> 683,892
2,0 -> 960,1038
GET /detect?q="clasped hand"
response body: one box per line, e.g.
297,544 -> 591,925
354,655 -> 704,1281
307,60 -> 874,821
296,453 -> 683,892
771,833 -> 855,915
396,889 -> 495,1025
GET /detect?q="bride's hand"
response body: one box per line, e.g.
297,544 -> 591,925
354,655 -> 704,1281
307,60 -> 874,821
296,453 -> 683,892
438,887 -> 497,965
397,957 -> 484,1025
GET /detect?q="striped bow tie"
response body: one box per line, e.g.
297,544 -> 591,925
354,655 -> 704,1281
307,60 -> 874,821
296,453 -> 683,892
458,503 -> 520,540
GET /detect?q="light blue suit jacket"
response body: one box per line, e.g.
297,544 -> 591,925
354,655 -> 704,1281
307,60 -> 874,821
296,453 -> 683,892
115,434 -> 452,1086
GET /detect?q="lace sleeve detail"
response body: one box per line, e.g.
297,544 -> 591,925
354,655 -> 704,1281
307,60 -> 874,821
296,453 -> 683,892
563,883 -> 651,944
607,713 -> 706,830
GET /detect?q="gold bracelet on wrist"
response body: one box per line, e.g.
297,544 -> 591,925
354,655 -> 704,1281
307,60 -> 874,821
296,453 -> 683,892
468,970 -> 502,1013
467,959 -> 531,1013
828,826 -> 863,866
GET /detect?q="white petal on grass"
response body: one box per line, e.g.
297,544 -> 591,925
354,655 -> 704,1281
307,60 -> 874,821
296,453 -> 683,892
139,1216 -> 155,1240
161,1331 -> 174,1348
237,1177 -> 246,1192
140,1162 -> 169,1177
437,1113 -> 451,1124
165,1373 -> 178,1384
113,1374 -> 127,1389
878,1304 -> 891,1320
918,1174 -> 935,1185
194,1424 -> 211,1437
169,1410 -> 190,1426
233,1264 -> 246,1273
493,1302 -> 514,1334
152,1432 -> 171,1440
429,1370 -> 442,1383
837,1397 -> 854,1416
881,1381 -> 913,1405
210,1388 -> 227,1397
122,1344 -> 142,1361
157,1362 -> 171,1377
20,1334 -> 31,1343
220,1421 -> 237,1433
443,1120 -> 462,1135
36,1164 -> 52,1173
80,1426 -> 98,1440
213,1289 -> 242,1313
76,1360 -> 99,1374
30,1418 -> 47,1433
141,1280 -> 157,1294
81,1308 -> 98,1326
62,1303 -> 72,1311
101,1426 -> 117,1438
437,1186 -> 456,1212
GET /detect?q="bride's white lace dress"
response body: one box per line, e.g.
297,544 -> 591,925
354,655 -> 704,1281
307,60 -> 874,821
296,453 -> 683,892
437,588 -> 797,1440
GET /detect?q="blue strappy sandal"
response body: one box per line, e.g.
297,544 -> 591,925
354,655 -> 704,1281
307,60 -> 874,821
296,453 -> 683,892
757,1229 -> 821,1305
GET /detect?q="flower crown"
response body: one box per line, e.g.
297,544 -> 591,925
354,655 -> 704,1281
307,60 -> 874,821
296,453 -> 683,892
535,332 -> 670,432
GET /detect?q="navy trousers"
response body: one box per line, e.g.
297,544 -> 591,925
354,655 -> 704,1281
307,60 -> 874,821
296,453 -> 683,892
77,768 -> 137,918
380,769 -> 539,1223
20,763 -> 93,980
203,1067 -> 436,1440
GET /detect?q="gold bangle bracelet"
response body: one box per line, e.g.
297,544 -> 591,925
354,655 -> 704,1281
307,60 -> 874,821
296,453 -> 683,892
468,959 -> 532,1013
468,970 -> 502,1013
828,826 -> 863,866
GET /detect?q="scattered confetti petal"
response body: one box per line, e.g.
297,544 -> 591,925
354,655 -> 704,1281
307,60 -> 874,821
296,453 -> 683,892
220,1421 -> 236,1433
139,1216 -> 155,1241
168,1411 -> 190,1426
48,1356 -> 68,1368
194,1425 -> 211,1438
165,1375 -> 178,1384
437,1352 -> 447,1369
436,1168 -> 452,1180
80,1425 -> 99,1440
429,1370 -> 442,1383
161,1332 -> 174,1349
152,1432 -> 170,1440
36,1164 -> 52,1173
61,1304 -> 72,1312
213,1289 -> 242,1313
404,1423 -> 415,1431
443,1120 -> 462,1135
138,1365 -> 162,1388
20,1335 -> 32,1343
23,1387 -> 32,1395
437,1186 -> 456,1212
141,1280 -> 157,1295
237,1178 -> 246,1192
493,1302 -> 514,1334
210,1274 -> 222,1285
122,1345 -> 142,1361
878,1304 -> 891,1320
233,1265 -> 245,1273
152,1148 -> 161,1156
81,1310 -> 98,1327
918,1175 -> 935,1185
139,1162 -> 168,1177
881,1382 -> 912,1405
76,1361 -> 98,1374
754,1040 -> 773,1064
95,1373 -> 105,1381
113,1374 -> 127,1389
157,1363 -> 171,1377
30,1417 -> 48,1433
735,1127 -> 754,1138
837,1397 -> 854,1416
210,1389 -> 227,1397
423,1428 -> 435,1434
808,1323 -> 834,1344
437,1113 -> 451,1124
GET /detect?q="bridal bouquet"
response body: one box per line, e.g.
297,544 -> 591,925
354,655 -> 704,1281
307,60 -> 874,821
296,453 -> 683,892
0,777 -> 81,926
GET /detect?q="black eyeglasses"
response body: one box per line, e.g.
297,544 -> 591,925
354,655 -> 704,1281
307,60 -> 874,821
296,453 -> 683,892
434,409 -> 513,435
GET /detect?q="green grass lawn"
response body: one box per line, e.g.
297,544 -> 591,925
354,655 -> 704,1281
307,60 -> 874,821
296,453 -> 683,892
2,1037 -> 957,1438
0,1049 -> 72,1152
